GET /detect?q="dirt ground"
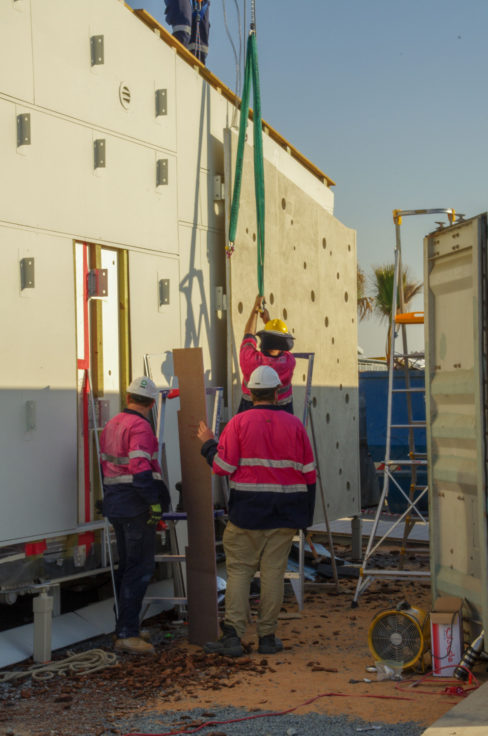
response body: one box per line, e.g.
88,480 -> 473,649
1,554 -> 486,736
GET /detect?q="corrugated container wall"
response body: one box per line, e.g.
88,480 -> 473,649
424,213 -> 488,640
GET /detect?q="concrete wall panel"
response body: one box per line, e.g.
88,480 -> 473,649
224,129 -> 359,522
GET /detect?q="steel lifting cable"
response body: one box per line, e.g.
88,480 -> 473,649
227,0 -> 266,297
0,649 -> 117,683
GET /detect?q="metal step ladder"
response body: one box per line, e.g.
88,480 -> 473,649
352,208 -> 455,606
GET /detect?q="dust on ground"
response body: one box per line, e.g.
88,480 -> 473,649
1,560 -> 485,736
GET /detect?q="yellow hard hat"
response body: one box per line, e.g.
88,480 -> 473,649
264,319 -> 289,335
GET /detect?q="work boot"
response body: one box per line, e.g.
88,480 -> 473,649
258,634 -> 283,654
204,624 -> 243,657
114,636 -> 155,655
138,629 -> 152,643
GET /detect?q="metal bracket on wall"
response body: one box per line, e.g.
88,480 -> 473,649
87,269 -> 108,298
90,35 -> 104,66
17,114 -> 31,147
215,286 -> 227,311
155,89 -> 168,117
20,257 -> 35,289
156,159 -> 168,186
159,278 -> 170,306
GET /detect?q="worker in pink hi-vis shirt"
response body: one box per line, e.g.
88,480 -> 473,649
238,294 -> 296,414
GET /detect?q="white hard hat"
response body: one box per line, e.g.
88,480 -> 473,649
248,365 -> 281,390
127,376 -> 159,400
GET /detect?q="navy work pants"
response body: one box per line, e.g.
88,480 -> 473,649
110,512 -> 156,639
164,0 -> 210,64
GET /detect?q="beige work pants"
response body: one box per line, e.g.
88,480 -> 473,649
223,521 -> 296,638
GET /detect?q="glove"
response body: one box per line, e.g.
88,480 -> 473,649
147,503 -> 162,526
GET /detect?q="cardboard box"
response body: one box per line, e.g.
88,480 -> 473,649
430,596 -> 464,676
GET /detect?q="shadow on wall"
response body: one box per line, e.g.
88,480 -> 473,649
178,84 -> 223,360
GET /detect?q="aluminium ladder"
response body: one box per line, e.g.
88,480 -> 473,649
352,208 -> 455,606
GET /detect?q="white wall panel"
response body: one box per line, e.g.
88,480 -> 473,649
0,0 -> 34,103
0,226 -> 77,541
0,100 -> 178,252
129,250 -> 181,500
31,0 -> 177,151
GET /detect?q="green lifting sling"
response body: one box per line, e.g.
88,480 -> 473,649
227,30 -> 265,297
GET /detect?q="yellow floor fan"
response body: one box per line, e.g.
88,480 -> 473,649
368,600 -> 430,671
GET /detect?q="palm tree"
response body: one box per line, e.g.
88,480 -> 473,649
371,264 -> 423,360
357,266 -> 374,320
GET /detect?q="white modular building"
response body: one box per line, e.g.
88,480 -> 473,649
0,1 -> 359,601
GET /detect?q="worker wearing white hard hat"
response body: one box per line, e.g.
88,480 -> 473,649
239,294 -> 296,414
197,365 -> 316,658
99,377 -> 170,655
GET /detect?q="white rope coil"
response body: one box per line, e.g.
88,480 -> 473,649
0,648 -> 117,683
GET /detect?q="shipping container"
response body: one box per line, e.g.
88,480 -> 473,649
424,213 -> 488,641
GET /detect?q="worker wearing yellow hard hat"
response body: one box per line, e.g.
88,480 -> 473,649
238,295 -> 296,414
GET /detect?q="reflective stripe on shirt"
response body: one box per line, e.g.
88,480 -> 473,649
104,474 -> 133,485
100,453 -> 129,465
173,23 -> 191,33
239,458 -> 311,472
104,471 -> 161,485
214,455 -> 237,473
230,482 -> 308,494
128,450 -> 152,461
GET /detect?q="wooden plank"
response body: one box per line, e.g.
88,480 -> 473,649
173,348 -> 219,645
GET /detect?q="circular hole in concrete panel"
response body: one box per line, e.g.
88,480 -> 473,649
311,290 -> 315,302
293,245 -> 296,250
282,198 -> 286,209
322,237 -> 327,249
336,272 -> 340,279
303,262 -> 307,269
331,337 -> 335,345
269,293 -> 274,305
348,244 -> 351,251
344,292 -> 349,303
339,468 -> 342,475
326,413 -> 330,423
302,374 -> 306,382
330,251 -> 333,256
291,219 -> 294,225
238,302 -> 243,314
283,308 -> 288,320
324,316 -> 329,327
252,233 -> 256,242
345,393 -> 349,403
336,441 -> 339,449
352,317 -> 355,323
246,227 -> 249,234
337,358 -> 340,363
346,481 -> 351,490
292,327 -> 295,334
312,397 -> 317,407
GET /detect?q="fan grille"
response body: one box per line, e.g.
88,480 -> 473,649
369,611 -> 423,666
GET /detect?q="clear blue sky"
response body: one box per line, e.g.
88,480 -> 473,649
127,0 -> 488,356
